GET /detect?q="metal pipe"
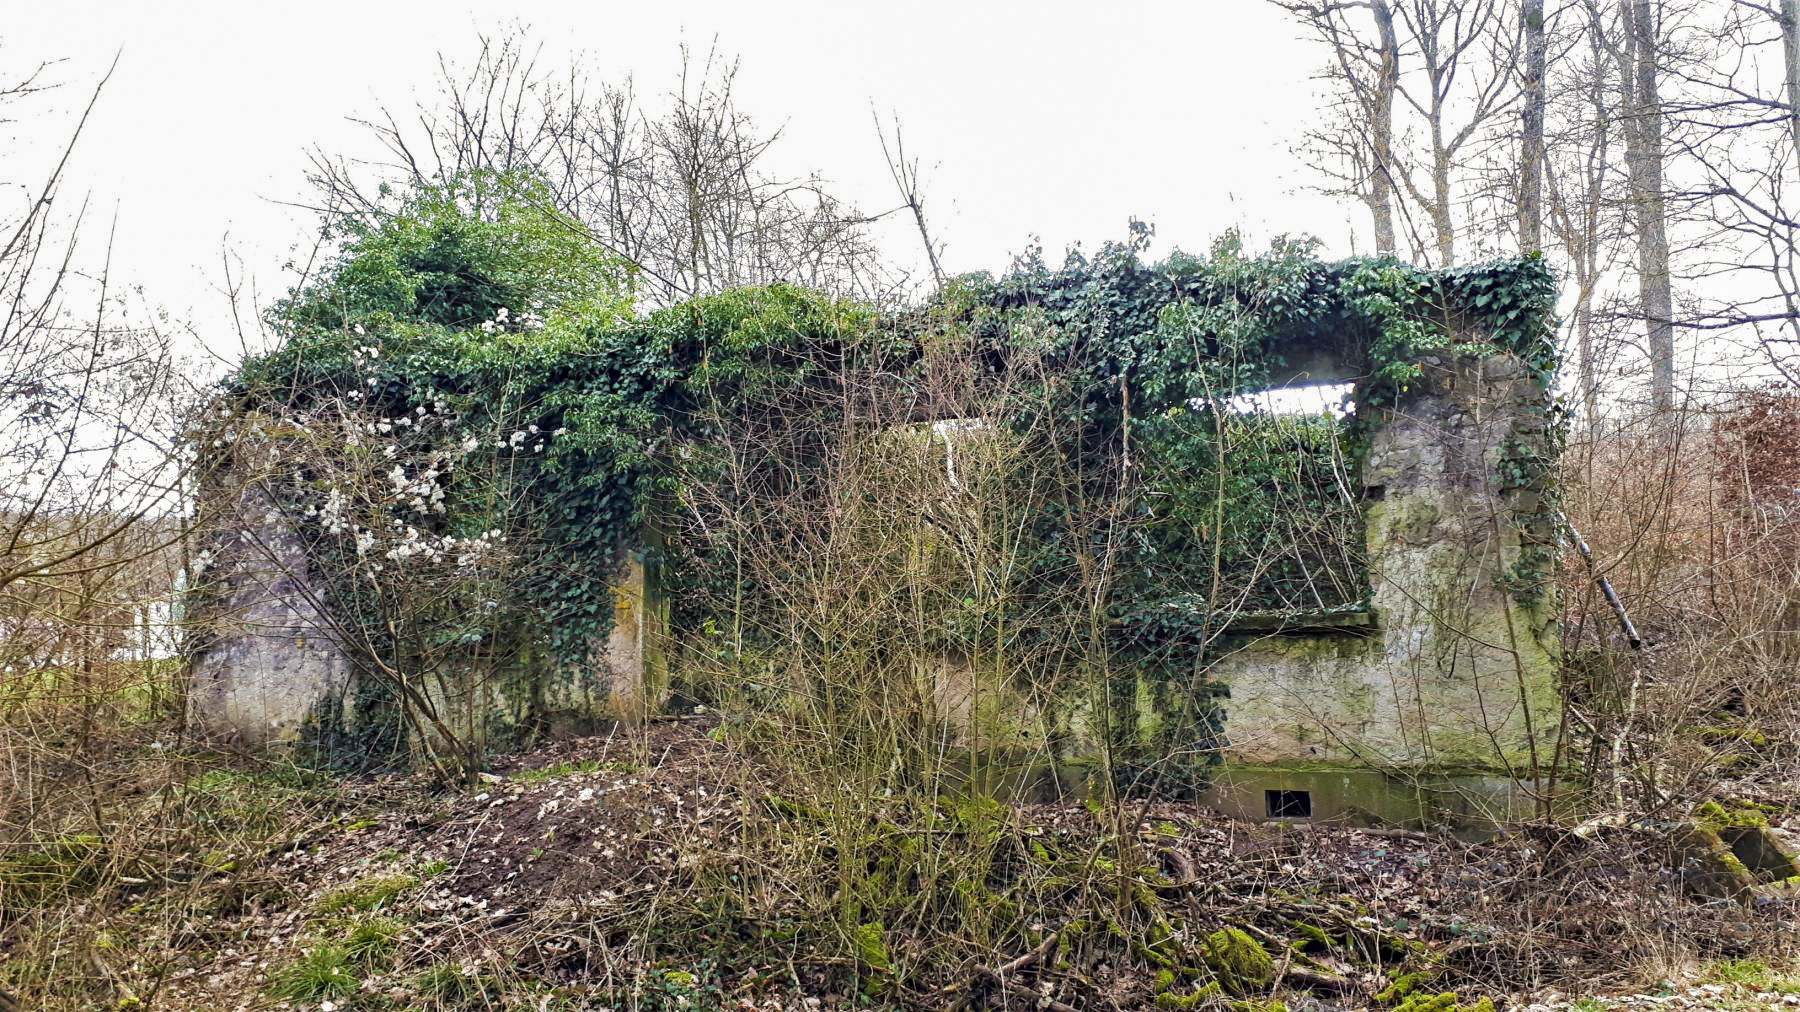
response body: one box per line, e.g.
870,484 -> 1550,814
1561,511 -> 1643,650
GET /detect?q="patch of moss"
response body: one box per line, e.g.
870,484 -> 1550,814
1378,970 -> 1436,1003
0,833 -> 106,905
1718,849 -> 1753,879
1291,922 -> 1337,952
1199,927 -> 1274,994
1155,980 -> 1221,1010
1694,800 -> 1769,833
1691,726 -> 1771,749
1388,991 -> 1494,1012
1158,982 -> 1287,1012
849,921 -> 893,973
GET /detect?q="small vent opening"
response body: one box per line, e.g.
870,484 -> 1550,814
1266,789 -> 1313,819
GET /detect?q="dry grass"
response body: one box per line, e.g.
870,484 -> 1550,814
2,717 -> 1793,1011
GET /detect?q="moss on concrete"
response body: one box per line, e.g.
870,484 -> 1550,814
1694,800 -> 1769,833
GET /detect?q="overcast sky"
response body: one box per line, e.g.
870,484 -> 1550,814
7,1 -> 1353,365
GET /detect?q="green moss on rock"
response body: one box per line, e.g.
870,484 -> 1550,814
1291,922 -> 1337,951
1386,989 -> 1495,1012
1694,800 -> 1769,833
1155,981 -> 1221,1010
1200,927 -> 1275,994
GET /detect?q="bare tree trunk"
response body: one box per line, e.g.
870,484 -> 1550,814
1371,0 -> 1401,253
1429,114 -> 1458,266
1276,0 -> 1510,261
875,112 -> 945,290
1519,0 -> 1546,250
1622,0 -> 1676,414
1384,0 -> 1516,267
1784,0 -> 1800,161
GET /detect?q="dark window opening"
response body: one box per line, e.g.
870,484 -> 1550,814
1266,789 -> 1312,819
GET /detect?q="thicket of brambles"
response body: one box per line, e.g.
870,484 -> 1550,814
4,9 -> 1800,1010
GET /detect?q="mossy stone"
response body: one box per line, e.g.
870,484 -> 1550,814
1291,922 -> 1337,951
1199,927 -> 1275,994
1694,799 -> 1769,832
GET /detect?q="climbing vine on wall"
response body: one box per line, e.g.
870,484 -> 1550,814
211,176 -> 1558,780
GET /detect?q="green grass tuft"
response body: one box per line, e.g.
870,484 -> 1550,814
270,943 -> 361,1001
343,916 -> 404,967
414,960 -> 497,1003
509,757 -> 635,784
314,872 -> 419,914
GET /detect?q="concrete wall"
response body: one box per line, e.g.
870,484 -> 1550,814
1212,352 -> 1560,770
186,485 -> 356,748
186,477 -> 667,756
187,345 -> 1559,824
1197,351 -> 1561,823
991,349 -> 1562,825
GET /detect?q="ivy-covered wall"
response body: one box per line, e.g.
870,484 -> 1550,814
185,176 -> 1562,801
1197,351 -> 1561,798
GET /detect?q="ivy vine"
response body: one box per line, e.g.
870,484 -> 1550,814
219,176 -> 1560,720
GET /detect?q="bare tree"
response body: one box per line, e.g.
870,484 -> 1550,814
1785,0 -> 1800,153
1519,0 -> 1548,249
1276,1 -> 1405,253
0,47 -> 196,1012
874,110 -> 946,291
1658,0 -> 1800,384
1616,0 -> 1680,413
1545,4 -> 1637,427
0,54 -> 188,597
304,31 -> 906,307
1275,0 -> 1523,265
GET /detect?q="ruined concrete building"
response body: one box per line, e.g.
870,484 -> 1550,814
188,270 -> 1563,830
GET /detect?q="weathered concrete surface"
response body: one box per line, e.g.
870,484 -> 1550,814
1207,353 -> 1560,777
187,482 -> 667,756
1016,348 -> 1564,823
1201,764 -> 1542,829
596,553 -> 671,723
1669,822 -> 1800,901
825,346 -> 1564,822
186,486 -> 354,748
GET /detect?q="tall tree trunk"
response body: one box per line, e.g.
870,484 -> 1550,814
1430,114 -> 1457,266
1783,0 -> 1800,161
1371,0 -> 1401,253
1519,0 -> 1547,251
1622,0 -> 1676,415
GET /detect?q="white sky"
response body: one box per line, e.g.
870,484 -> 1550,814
6,0 -> 1353,367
